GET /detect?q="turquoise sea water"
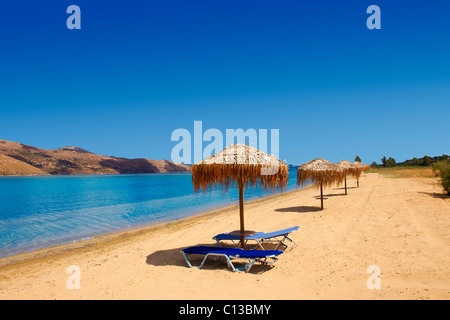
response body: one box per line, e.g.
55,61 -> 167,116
0,170 -> 303,258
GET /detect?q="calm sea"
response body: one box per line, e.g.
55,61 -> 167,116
0,170 -> 303,258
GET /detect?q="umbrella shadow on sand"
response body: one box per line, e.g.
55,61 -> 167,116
275,192 -> 346,212
314,193 -> 345,198
274,206 -> 322,213
145,244 -> 276,274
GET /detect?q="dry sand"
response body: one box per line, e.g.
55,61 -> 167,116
0,173 -> 449,300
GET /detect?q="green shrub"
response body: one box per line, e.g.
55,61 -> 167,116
433,161 -> 450,195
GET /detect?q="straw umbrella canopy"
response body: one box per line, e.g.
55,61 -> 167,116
336,160 -> 361,195
353,161 -> 370,187
191,144 -> 289,248
296,158 -> 345,209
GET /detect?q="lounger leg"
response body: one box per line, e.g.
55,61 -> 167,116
229,239 -> 239,247
228,258 -> 254,273
224,255 -> 237,272
183,253 -> 195,268
222,256 -> 257,273
185,253 -> 239,271
255,239 -> 265,250
244,260 -> 255,273
280,235 -> 296,250
256,256 -> 279,266
182,253 -> 215,269
199,255 -> 211,269
267,235 -> 296,250
274,238 -> 283,250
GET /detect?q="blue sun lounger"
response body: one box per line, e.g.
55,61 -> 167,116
181,246 -> 283,272
213,226 -> 299,250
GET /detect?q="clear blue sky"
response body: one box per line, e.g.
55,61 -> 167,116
0,0 -> 449,165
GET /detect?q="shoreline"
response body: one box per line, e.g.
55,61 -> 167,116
0,171 -> 193,178
0,185 -> 308,268
0,171 -> 302,261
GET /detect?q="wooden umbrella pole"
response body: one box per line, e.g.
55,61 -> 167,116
320,181 -> 324,210
238,183 -> 245,249
344,175 -> 347,195
357,178 -> 359,188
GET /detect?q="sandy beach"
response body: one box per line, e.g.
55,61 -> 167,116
0,173 -> 449,300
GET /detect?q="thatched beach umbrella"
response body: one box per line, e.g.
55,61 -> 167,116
353,161 -> 370,187
191,144 -> 289,248
336,160 -> 361,195
296,159 -> 344,210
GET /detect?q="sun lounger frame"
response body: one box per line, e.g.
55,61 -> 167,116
181,247 -> 281,273
213,226 -> 299,251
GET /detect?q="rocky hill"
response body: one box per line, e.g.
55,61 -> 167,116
0,139 -> 191,176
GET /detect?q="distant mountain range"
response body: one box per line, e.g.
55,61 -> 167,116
0,139 -> 191,176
